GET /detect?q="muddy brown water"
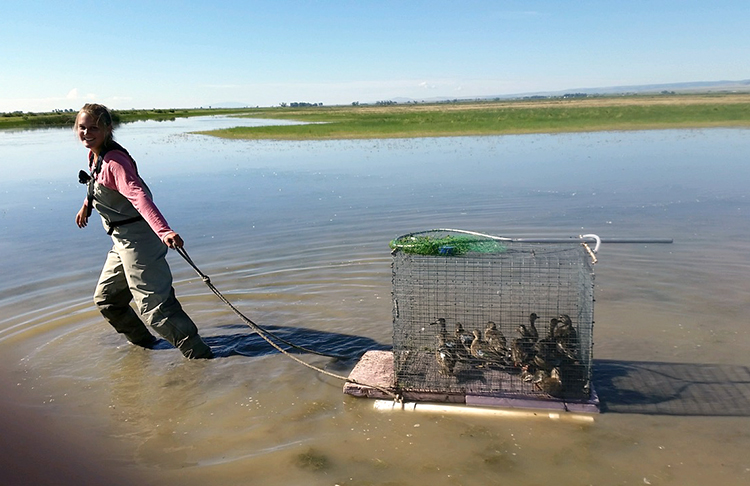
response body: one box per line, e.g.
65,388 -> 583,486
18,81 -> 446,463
1,120 -> 749,485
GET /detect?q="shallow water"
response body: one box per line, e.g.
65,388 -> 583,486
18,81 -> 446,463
1,119 -> 749,485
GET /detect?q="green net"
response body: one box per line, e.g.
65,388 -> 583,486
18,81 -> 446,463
389,233 -> 507,256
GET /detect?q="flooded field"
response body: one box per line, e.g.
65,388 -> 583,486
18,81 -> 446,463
1,119 -> 749,485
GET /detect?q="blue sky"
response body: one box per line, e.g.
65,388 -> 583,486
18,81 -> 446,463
2,0 -> 748,112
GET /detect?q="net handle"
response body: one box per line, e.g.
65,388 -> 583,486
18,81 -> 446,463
580,234 -> 601,253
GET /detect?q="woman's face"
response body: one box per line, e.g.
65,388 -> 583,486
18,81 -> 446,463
76,112 -> 110,153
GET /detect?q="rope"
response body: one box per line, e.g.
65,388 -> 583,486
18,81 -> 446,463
176,247 -> 347,358
175,247 -> 401,400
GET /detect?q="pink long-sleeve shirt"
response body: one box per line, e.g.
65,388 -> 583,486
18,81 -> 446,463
86,149 -> 173,240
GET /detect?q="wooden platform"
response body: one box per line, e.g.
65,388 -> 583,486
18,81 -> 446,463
344,350 -> 600,413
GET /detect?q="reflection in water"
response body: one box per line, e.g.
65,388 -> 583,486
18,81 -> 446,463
1,121 -> 750,485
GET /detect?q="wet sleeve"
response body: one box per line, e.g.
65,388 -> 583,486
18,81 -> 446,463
103,152 -> 174,240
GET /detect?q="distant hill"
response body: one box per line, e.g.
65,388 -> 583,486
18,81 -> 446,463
552,79 -> 750,96
395,79 -> 750,104
208,102 -> 254,108
213,79 -> 750,108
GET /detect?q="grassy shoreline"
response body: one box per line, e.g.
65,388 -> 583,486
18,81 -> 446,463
196,93 -> 750,140
0,107 -> 255,130
3,93 -> 750,139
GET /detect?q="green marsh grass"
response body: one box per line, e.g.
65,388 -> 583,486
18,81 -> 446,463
197,94 -> 750,140
4,94 -> 749,138
0,107 -> 254,130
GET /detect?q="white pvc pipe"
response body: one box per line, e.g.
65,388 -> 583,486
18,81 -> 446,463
373,400 -> 595,423
579,234 -> 601,253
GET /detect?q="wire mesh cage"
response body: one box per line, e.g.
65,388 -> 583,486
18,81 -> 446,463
390,230 -> 595,402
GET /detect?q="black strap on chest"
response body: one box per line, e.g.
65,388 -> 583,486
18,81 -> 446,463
79,150 -> 105,217
105,215 -> 145,235
78,144 -> 144,229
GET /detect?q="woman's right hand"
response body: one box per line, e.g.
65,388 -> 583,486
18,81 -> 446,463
75,204 -> 89,228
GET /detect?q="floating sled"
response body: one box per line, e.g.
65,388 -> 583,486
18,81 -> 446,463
343,230 -> 670,418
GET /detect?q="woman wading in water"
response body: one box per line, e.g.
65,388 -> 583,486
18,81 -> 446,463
74,103 -> 212,359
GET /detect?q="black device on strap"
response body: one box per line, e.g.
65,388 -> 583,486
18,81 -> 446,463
82,150 -> 105,217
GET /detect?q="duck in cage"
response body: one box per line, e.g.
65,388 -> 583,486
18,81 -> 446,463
430,313 -> 588,399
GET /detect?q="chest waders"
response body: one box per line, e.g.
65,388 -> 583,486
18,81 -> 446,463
81,147 -> 212,359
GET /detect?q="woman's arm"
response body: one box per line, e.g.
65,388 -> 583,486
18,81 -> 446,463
75,201 -> 89,228
101,151 -> 176,243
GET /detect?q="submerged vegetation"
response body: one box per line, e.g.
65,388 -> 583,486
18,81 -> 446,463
3,93 -> 750,139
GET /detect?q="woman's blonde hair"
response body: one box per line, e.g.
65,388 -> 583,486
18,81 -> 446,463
75,103 -> 115,148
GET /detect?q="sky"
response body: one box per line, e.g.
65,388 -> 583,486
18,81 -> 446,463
1,0 -> 749,112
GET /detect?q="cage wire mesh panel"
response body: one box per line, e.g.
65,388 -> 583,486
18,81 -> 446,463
391,231 -> 594,402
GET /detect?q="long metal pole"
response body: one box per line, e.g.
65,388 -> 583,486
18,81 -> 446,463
410,229 -> 673,245
508,237 -> 673,244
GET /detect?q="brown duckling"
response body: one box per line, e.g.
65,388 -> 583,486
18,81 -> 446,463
554,314 -> 580,361
532,318 -> 563,371
527,312 -> 539,342
454,322 -> 474,361
511,324 -> 536,367
435,334 -> 458,376
484,321 -> 507,352
470,329 -> 505,364
534,367 -> 563,398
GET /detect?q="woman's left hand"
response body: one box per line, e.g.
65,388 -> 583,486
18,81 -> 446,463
163,232 -> 184,249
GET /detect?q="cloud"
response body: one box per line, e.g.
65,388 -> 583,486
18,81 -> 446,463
0,89 -> 113,113
66,88 -> 98,101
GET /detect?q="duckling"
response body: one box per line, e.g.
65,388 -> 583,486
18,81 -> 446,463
470,329 -> 505,365
532,318 -> 562,371
510,338 -> 528,368
556,341 -> 579,362
484,321 -> 507,353
510,324 -> 536,367
485,321 -> 511,366
553,314 -> 575,342
554,314 -> 580,361
531,368 -> 550,384
430,318 -> 449,341
527,312 -> 539,342
431,318 -> 460,355
454,322 -> 474,361
531,347 -> 558,372
435,334 -> 458,375
517,323 -> 532,340
548,317 -> 559,339
520,365 -> 536,382
534,367 -> 563,397
556,313 -> 573,328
